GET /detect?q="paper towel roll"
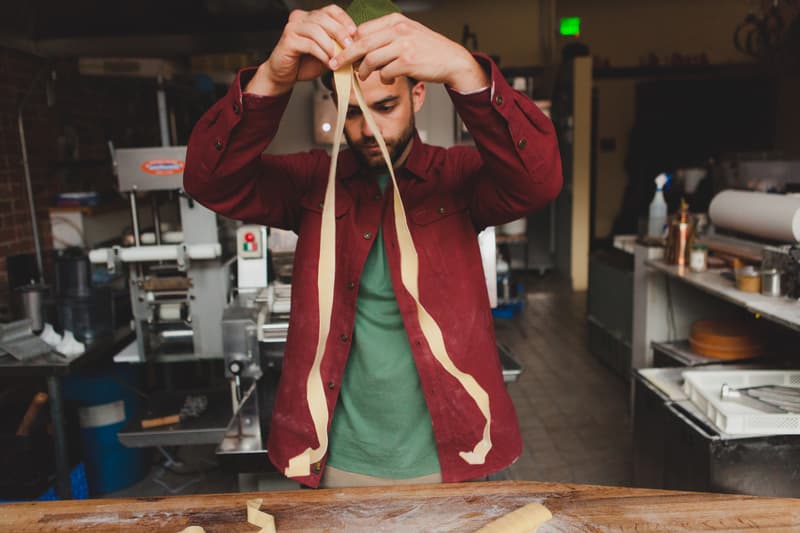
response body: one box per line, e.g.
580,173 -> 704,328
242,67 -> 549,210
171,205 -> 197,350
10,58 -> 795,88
709,190 -> 800,242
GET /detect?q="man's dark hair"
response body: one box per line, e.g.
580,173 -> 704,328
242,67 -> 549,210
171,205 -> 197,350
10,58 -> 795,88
321,70 -> 418,92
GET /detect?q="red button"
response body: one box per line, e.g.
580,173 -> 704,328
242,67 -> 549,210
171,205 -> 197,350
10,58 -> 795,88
244,232 -> 255,242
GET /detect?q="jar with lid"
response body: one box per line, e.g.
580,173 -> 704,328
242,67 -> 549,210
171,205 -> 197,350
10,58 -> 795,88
689,243 -> 707,272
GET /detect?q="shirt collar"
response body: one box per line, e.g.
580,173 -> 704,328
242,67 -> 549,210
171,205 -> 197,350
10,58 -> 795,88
337,130 -> 428,182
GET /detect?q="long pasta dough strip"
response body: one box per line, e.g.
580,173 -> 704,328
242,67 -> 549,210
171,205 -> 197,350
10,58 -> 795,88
247,498 -> 277,533
284,45 -> 351,478
176,499 -> 276,533
350,72 -> 492,463
286,54 -> 493,478
473,503 -> 552,532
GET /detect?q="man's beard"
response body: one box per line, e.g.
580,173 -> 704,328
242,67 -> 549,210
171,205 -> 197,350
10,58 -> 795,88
345,117 -> 415,170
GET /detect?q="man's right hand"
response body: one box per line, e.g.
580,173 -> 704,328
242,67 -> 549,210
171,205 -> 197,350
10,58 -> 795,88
245,5 -> 357,97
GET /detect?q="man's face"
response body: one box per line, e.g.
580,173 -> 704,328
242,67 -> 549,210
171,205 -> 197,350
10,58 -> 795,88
339,73 -> 425,171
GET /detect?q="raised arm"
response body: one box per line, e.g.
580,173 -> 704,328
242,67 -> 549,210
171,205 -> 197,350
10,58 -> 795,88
448,55 -> 563,230
329,13 -> 562,229
183,5 -> 357,230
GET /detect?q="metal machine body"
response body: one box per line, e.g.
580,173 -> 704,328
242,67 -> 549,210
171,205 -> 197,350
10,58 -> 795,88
216,225 -> 286,467
91,146 -> 239,362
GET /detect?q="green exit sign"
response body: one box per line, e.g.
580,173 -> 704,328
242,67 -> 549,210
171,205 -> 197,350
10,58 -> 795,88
560,17 -> 581,37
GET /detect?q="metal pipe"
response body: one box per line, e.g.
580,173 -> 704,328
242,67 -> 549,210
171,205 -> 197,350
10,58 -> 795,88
156,75 -> 170,148
152,193 -> 162,245
17,79 -> 48,283
47,376 -> 71,499
129,191 -> 141,246
159,328 -> 193,340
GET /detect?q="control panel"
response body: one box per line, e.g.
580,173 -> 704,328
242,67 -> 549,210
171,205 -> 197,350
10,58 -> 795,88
237,226 -> 263,259
236,225 -> 268,291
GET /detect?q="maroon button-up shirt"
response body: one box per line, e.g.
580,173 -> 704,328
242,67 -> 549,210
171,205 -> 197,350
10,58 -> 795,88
184,54 -> 562,487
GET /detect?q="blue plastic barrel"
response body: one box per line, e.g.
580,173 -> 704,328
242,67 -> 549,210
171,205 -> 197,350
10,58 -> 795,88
62,366 -> 148,495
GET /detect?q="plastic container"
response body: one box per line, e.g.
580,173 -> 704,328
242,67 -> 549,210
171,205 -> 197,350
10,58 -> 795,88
57,289 -> 113,344
62,367 -> 148,495
647,173 -> 669,237
683,370 -> 800,435
499,217 -> 527,236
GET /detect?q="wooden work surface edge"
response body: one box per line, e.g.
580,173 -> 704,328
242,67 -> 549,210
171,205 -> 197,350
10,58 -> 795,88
2,480 -> 799,531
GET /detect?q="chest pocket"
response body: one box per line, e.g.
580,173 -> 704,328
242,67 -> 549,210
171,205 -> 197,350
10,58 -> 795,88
409,194 -> 469,227
300,193 -> 351,219
294,193 -> 352,273
409,195 -> 472,276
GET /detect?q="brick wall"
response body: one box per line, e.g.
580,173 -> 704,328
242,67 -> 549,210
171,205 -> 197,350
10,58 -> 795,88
0,46 -> 161,319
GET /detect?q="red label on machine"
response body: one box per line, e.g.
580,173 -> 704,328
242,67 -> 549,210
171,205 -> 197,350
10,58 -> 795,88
141,159 -> 185,175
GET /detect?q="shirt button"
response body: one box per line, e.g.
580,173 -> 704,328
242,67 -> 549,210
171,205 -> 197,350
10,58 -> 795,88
328,381 -> 335,390
374,193 -> 382,200
318,202 -> 324,209
347,281 -> 355,290
438,207 -> 446,214
232,102 -> 241,114
214,139 -> 224,150
340,333 -> 349,342
517,138 -> 528,149
312,462 -> 322,473
363,232 -> 372,240
495,95 -> 504,106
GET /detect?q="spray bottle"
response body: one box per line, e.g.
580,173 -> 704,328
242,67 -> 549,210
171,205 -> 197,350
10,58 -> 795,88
647,173 -> 669,238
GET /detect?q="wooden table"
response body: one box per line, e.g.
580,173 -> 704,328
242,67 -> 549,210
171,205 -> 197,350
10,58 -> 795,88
2,481 -> 799,532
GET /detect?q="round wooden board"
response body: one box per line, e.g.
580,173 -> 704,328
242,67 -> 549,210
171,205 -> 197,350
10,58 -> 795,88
689,319 -> 765,360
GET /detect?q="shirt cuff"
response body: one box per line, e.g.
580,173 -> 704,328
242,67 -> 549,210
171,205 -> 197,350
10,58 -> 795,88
445,53 -> 498,101
238,66 -> 293,112
450,84 -> 490,97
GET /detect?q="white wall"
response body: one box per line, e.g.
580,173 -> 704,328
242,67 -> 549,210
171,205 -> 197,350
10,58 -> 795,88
268,79 -> 456,154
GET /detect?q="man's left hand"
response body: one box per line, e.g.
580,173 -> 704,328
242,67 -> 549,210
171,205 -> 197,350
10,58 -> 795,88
329,13 -> 488,93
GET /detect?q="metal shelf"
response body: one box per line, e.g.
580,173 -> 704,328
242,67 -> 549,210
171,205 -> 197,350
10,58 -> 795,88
646,260 -> 800,332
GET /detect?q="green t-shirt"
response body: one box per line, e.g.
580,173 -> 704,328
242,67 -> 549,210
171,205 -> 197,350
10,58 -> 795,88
327,174 -> 441,478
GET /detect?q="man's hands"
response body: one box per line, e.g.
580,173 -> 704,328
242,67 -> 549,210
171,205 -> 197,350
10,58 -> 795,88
245,5 -> 488,97
330,13 -> 488,93
246,5 -> 356,96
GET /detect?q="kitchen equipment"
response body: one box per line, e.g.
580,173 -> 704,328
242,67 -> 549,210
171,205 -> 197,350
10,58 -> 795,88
54,248 -> 119,344
683,370 -> 800,435
720,383 -> 790,413
499,217 -> 527,236
56,289 -> 114,345
665,200 -> 694,266
634,367 -> 800,497
709,190 -> 800,243
140,394 -> 208,429
743,386 -> 800,412
762,245 -> 800,299
55,247 -> 92,298
688,319 -> 765,360
16,284 -> 48,334
90,146 -> 236,361
735,265 -> 761,293
761,268 -> 782,297
15,392 -> 48,436
0,320 -> 52,360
